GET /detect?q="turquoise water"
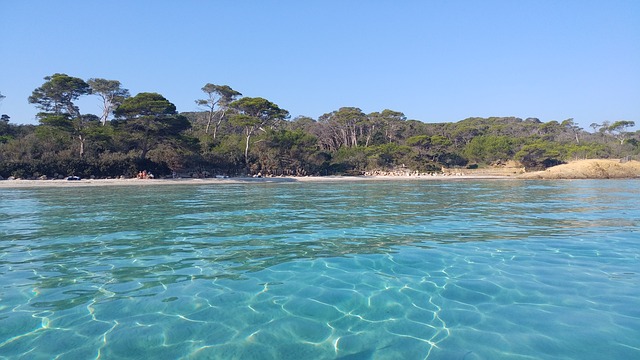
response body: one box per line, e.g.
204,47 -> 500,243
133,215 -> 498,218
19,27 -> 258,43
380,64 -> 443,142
0,180 -> 639,359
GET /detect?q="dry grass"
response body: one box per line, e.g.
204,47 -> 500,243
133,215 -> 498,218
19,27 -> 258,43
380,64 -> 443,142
518,159 -> 640,179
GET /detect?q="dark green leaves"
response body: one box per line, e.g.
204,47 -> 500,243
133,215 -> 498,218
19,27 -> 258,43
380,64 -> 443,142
115,92 -> 177,118
28,73 -> 90,116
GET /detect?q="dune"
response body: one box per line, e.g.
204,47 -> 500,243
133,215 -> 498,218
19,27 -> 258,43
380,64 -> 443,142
518,159 -> 640,179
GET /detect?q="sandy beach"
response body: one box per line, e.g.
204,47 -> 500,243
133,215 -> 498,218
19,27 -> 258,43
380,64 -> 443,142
1,159 -> 637,188
0,174 -> 515,188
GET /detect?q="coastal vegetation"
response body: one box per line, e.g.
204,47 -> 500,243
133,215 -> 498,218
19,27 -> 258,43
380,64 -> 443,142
0,74 -> 638,179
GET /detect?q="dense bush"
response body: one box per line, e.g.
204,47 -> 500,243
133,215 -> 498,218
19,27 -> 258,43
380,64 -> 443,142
2,81 -> 638,178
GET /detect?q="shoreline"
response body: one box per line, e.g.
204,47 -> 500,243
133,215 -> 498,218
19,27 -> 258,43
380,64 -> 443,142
2,159 -> 638,188
0,174 -> 515,188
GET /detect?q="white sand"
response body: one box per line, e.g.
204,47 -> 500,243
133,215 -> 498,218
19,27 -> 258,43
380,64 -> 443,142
0,174 -> 513,188
5,159 -> 636,188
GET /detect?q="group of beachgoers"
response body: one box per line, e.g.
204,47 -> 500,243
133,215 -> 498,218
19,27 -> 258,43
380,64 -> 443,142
136,170 -> 154,179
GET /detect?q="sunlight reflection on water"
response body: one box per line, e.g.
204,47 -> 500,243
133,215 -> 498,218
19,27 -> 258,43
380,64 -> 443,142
0,180 -> 639,359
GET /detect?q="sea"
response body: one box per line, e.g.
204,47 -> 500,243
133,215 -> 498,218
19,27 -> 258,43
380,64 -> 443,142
0,179 -> 639,359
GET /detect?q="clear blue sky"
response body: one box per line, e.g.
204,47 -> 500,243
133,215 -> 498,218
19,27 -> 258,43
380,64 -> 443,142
1,0 -> 638,130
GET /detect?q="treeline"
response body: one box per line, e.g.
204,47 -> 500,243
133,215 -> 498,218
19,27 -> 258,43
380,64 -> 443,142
0,74 -> 638,179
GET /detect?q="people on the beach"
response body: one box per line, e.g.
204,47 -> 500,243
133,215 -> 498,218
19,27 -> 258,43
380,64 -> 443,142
137,170 -> 154,179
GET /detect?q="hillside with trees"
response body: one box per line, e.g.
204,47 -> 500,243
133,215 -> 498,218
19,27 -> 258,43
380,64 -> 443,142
1,74 -> 639,179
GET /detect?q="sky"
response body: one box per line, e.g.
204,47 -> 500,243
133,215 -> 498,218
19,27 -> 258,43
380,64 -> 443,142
1,0 -> 639,131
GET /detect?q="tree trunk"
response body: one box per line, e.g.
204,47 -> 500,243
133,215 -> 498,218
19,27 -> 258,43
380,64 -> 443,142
140,122 -> 150,160
244,128 -> 252,165
78,134 -> 85,158
205,109 -> 214,134
100,105 -> 109,126
212,109 -> 227,140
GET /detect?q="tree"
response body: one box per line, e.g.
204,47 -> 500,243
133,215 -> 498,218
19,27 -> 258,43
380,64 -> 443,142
28,73 -> 92,157
607,120 -> 636,145
561,118 -> 582,144
87,78 -> 130,126
406,135 -> 431,157
598,121 -> 611,135
538,120 -> 562,140
318,107 -> 367,149
114,92 -> 191,160
407,134 -> 453,162
367,110 -> 407,146
255,129 -> 322,176
0,112 -> 11,144
195,84 -> 242,139
0,91 -> 6,120
0,92 -> 5,125
463,135 -> 514,164
229,97 -> 289,165
380,110 -> 407,143
28,74 -> 90,115
287,116 -> 317,133
366,142 -> 412,169
515,140 -> 563,170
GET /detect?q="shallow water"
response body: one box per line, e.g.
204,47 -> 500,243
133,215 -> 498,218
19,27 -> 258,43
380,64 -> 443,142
0,180 -> 639,359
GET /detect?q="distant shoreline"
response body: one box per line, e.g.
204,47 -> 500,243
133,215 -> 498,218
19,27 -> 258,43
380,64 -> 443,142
1,159 -> 638,188
0,174 -> 520,188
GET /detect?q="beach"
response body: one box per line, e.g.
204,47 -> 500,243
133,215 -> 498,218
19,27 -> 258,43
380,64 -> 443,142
1,159 -> 638,188
0,174 -> 513,188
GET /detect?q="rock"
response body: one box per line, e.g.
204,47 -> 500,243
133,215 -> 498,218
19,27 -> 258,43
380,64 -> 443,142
38,175 -> 48,180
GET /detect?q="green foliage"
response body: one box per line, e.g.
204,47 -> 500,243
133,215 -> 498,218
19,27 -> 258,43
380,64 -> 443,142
114,93 -> 189,160
252,129 -> 323,176
229,97 -> 290,165
204,134 -> 246,175
28,73 -> 94,158
115,92 -> 177,117
564,143 -> 607,160
87,78 -> 130,125
438,153 -> 468,168
463,135 -> 514,163
230,114 -> 259,128
9,76 -> 640,177
515,140 -> 564,170
196,83 -> 241,138
365,143 -> 413,169
230,97 -> 289,121
38,113 -> 74,131
0,154 -> 166,179
606,120 -> 636,144
28,73 -> 90,115
331,147 -> 368,174
406,135 -> 430,147
0,116 -> 14,144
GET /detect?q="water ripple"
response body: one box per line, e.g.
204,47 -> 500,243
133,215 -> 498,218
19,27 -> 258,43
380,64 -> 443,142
0,180 -> 639,359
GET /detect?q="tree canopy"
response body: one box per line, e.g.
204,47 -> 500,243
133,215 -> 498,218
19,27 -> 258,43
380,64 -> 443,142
87,78 -> 130,126
1,72 -> 638,179
115,92 -> 191,160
